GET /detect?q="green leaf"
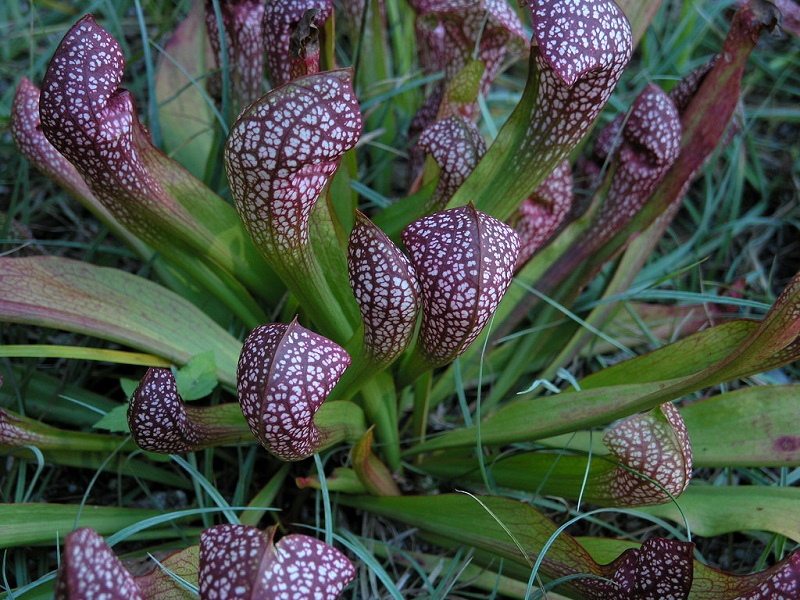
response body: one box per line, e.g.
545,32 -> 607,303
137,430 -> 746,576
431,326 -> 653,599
638,485 -> 800,542
154,1 -> 215,180
342,494 -> 800,599
173,351 -> 218,401
0,504 -> 191,548
93,405 -> 130,433
578,320 -> 757,389
682,385 -> 800,467
121,377 -> 139,399
0,366 -> 119,428
537,384 -> 800,469
616,0 -> 664,46
341,494 -> 601,579
2,407 -> 137,454
351,427 -> 401,497
0,256 -> 241,387
408,270 -> 800,455
2,448 -> 183,488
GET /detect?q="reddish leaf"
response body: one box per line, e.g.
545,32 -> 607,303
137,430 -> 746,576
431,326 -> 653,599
406,86 -> 445,186
748,0 -> 800,37
499,83 -> 682,337
632,538 -> 693,599
225,69 -> 361,258
204,0 -> 266,111
418,116 -> 487,212
588,84 -> 682,246
530,0 -> 630,86
777,0 -> 800,36
54,528 -> 142,600
646,0 -> 779,226
237,320 -> 351,461
133,545 -> 199,600
402,204 -> 519,368
599,403 -> 693,507
669,60 -> 716,114
348,211 -> 420,365
449,0 -> 632,220
407,0 -> 519,161
412,5 -> 446,75
703,269 -> 800,383
512,159 -> 573,268
199,524 -> 355,599
263,0 -> 333,87
199,525 -> 267,599
0,256 -> 242,386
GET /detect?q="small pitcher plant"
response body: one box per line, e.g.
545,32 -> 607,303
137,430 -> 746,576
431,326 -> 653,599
1,0 -> 799,597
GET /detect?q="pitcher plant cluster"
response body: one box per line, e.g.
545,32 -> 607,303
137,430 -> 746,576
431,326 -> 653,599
2,0 -> 800,597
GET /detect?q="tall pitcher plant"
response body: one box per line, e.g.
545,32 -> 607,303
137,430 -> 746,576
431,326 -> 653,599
2,0 -> 799,597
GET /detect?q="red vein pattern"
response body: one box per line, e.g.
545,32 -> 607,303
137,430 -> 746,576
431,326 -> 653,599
578,538 -> 694,599
402,205 -> 520,367
128,368 -> 199,453
348,212 -> 421,364
12,78 -> 95,200
418,116 -> 487,212
0,409 -> 48,447
199,524 -> 355,599
54,529 -> 142,600
225,69 -> 361,258
591,83 -> 682,245
512,0 -> 632,190
204,0 -> 266,110
237,320 -> 350,460
38,16 -> 198,236
513,159 -> 573,268
601,403 -> 693,507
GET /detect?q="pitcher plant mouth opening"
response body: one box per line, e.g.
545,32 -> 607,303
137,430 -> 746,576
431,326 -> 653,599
3,0 -> 798,597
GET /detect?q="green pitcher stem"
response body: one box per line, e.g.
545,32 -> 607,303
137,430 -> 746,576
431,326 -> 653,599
273,246 -> 355,345
358,374 -> 401,472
